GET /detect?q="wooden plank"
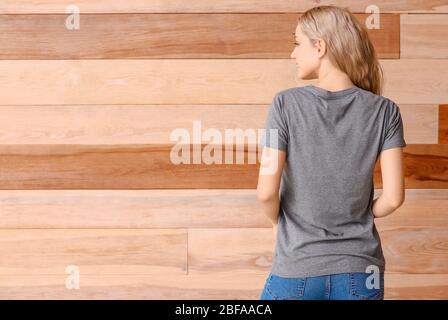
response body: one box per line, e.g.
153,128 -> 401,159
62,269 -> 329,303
401,14 -> 448,59
380,60 -> 448,104
0,273 -> 446,299
0,13 -> 399,59
0,144 -> 446,189
374,144 -> 448,189
385,274 -> 448,300
0,229 -> 187,275
0,1 -> 447,14
373,189 -> 448,229
440,104 -> 448,144
188,227 -> 448,274
0,104 -> 436,145
400,105 -> 438,144
378,226 -> 448,274
0,189 -> 262,228
0,189 -> 446,229
0,144 -> 260,189
0,59 -> 446,105
0,105 -> 268,145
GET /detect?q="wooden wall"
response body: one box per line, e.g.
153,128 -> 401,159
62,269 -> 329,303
0,1 -> 447,299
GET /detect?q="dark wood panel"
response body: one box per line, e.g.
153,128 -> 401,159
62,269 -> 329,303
0,144 -> 448,189
0,144 -> 260,189
439,104 -> 448,144
0,144 -> 446,189
0,13 -> 399,59
374,144 -> 448,188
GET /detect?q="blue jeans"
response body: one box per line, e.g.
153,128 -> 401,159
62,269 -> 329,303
259,271 -> 384,300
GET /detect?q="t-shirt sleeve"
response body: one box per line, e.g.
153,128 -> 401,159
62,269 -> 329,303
381,102 -> 407,152
260,93 -> 289,151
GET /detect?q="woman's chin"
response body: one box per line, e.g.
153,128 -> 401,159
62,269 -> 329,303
296,71 -> 308,81
297,71 -> 314,81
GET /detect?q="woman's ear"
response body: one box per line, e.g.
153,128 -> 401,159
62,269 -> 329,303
314,38 -> 326,58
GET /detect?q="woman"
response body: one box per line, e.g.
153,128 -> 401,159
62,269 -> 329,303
257,5 -> 406,300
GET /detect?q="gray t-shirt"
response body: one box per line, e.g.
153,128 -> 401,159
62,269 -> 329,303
260,84 -> 407,278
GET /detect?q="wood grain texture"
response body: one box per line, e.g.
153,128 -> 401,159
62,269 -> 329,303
379,227 -> 448,274
380,60 -> 448,104
385,274 -> 448,299
0,13 -> 399,59
0,189 -> 263,228
1,0 -> 447,13
0,226 -> 445,287
0,229 -> 187,275
0,0 -> 445,301
188,228 -> 448,274
400,104 -> 439,144
0,104 -> 437,145
0,273 -> 446,299
401,14 -> 448,58
0,144 -> 446,189
0,144 -> 260,189
0,189 -> 446,229
440,105 -> 448,144
0,105 -> 268,145
373,189 -> 448,229
374,144 -> 448,189
0,59 -> 446,105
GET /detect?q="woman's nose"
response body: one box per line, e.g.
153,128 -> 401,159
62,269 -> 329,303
290,47 -> 297,59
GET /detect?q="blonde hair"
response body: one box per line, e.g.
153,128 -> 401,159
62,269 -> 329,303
298,5 -> 383,95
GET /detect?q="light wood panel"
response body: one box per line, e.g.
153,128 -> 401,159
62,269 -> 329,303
0,229 -> 187,275
379,227 -> 448,274
0,105 -> 268,145
188,228 -> 448,274
0,0 -> 445,301
0,144 -> 446,189
0,189 -> 446,229
384,274 -> 448,300
0,226 -> 445,295
0,273 -> 446,300
0,189 -> 263,228
400,104 -> 439,144
0,59 -> 446,105
1,0 -> 447,13
401,14 -> 448,58
380,60 -> 448,104
0,104 -> 437,145
373,189 -> 448,229
0,13 -> 399,59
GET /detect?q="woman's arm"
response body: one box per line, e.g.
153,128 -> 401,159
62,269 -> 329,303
256,146 -> 286,225
372,147 -> 406,218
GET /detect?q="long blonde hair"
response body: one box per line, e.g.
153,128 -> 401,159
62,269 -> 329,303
298,5 -> 383,95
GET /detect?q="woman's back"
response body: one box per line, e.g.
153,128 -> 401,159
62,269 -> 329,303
260,84 -> 406,278
257,4 -> 406,299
